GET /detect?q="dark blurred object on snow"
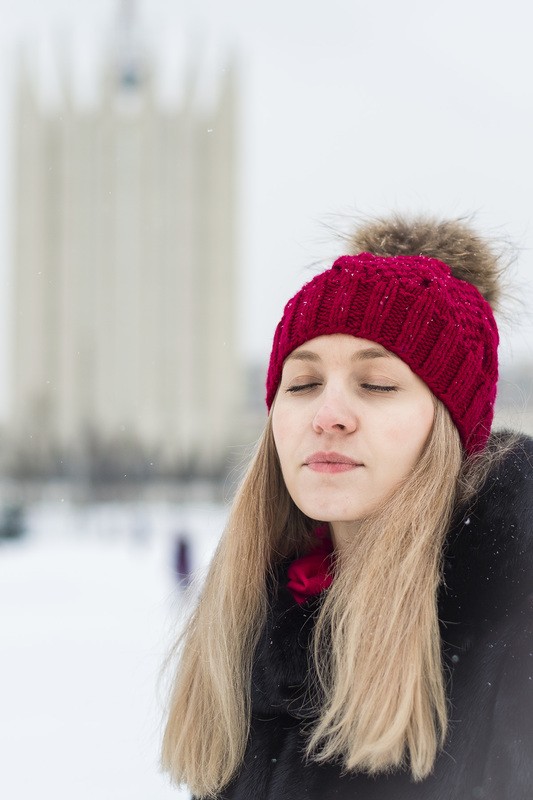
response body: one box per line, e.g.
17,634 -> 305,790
174,533 -> 192,588
0,504 -> 26,541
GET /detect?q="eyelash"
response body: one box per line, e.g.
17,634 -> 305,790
286,382 -> 321,393
286,382 -> 397,394
361,383 -> 397,393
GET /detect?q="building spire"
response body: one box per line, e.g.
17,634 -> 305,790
115,0 -> 144,90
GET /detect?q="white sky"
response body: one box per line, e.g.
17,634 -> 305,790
0,0 -> 532,418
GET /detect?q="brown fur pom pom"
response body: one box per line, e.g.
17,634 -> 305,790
348,215 -> 503,310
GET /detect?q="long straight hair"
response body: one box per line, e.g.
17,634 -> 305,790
161,418 -> 314,797
307,400 -> 461,778
162,401 -> 495,797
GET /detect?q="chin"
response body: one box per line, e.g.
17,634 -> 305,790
296,499 -> 364,524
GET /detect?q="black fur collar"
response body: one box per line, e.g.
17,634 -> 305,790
441,431 -> 533,630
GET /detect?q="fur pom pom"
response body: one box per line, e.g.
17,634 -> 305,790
348,215 -> 503,310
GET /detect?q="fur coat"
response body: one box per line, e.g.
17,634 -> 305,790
215,432 -> 533,800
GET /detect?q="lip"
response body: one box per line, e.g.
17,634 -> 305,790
304,451 -> 363,474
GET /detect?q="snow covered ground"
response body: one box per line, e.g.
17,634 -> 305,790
0,500 -> 228,800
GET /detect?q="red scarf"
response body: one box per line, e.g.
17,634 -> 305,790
286,526 -> 334,604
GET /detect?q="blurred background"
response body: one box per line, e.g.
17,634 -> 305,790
0,1 -> 532,798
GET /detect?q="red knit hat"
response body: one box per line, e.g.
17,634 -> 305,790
266,252 -> 499,454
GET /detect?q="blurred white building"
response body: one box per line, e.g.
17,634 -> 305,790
7,3 -> 243,480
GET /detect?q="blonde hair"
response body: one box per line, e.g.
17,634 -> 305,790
161,419 -> 313,797
162,401 -> 497,797
307,400 -> 460,778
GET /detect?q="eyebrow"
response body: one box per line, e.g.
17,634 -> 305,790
286,346 -> 393,363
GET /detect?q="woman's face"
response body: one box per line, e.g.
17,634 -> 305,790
271,334 -> 435,540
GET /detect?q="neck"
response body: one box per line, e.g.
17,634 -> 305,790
329,519 -> 363,551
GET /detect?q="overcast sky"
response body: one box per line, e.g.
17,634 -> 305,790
0,0 -> 532,419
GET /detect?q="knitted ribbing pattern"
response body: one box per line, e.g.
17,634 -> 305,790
266,253 -> 499,454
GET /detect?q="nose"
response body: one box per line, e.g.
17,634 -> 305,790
312,395 -> 357,434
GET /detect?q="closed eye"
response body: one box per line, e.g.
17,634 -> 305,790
361,383 -> 397,393
286,382 -> 322,393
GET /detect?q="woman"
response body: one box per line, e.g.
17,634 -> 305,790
162,215 -> 533,799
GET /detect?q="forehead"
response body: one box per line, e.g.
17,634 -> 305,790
285,334 -> 396,364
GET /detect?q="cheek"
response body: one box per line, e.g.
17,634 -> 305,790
381,400 -> 434,456
271,407 -> 296,468
271,411 -> 284,455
